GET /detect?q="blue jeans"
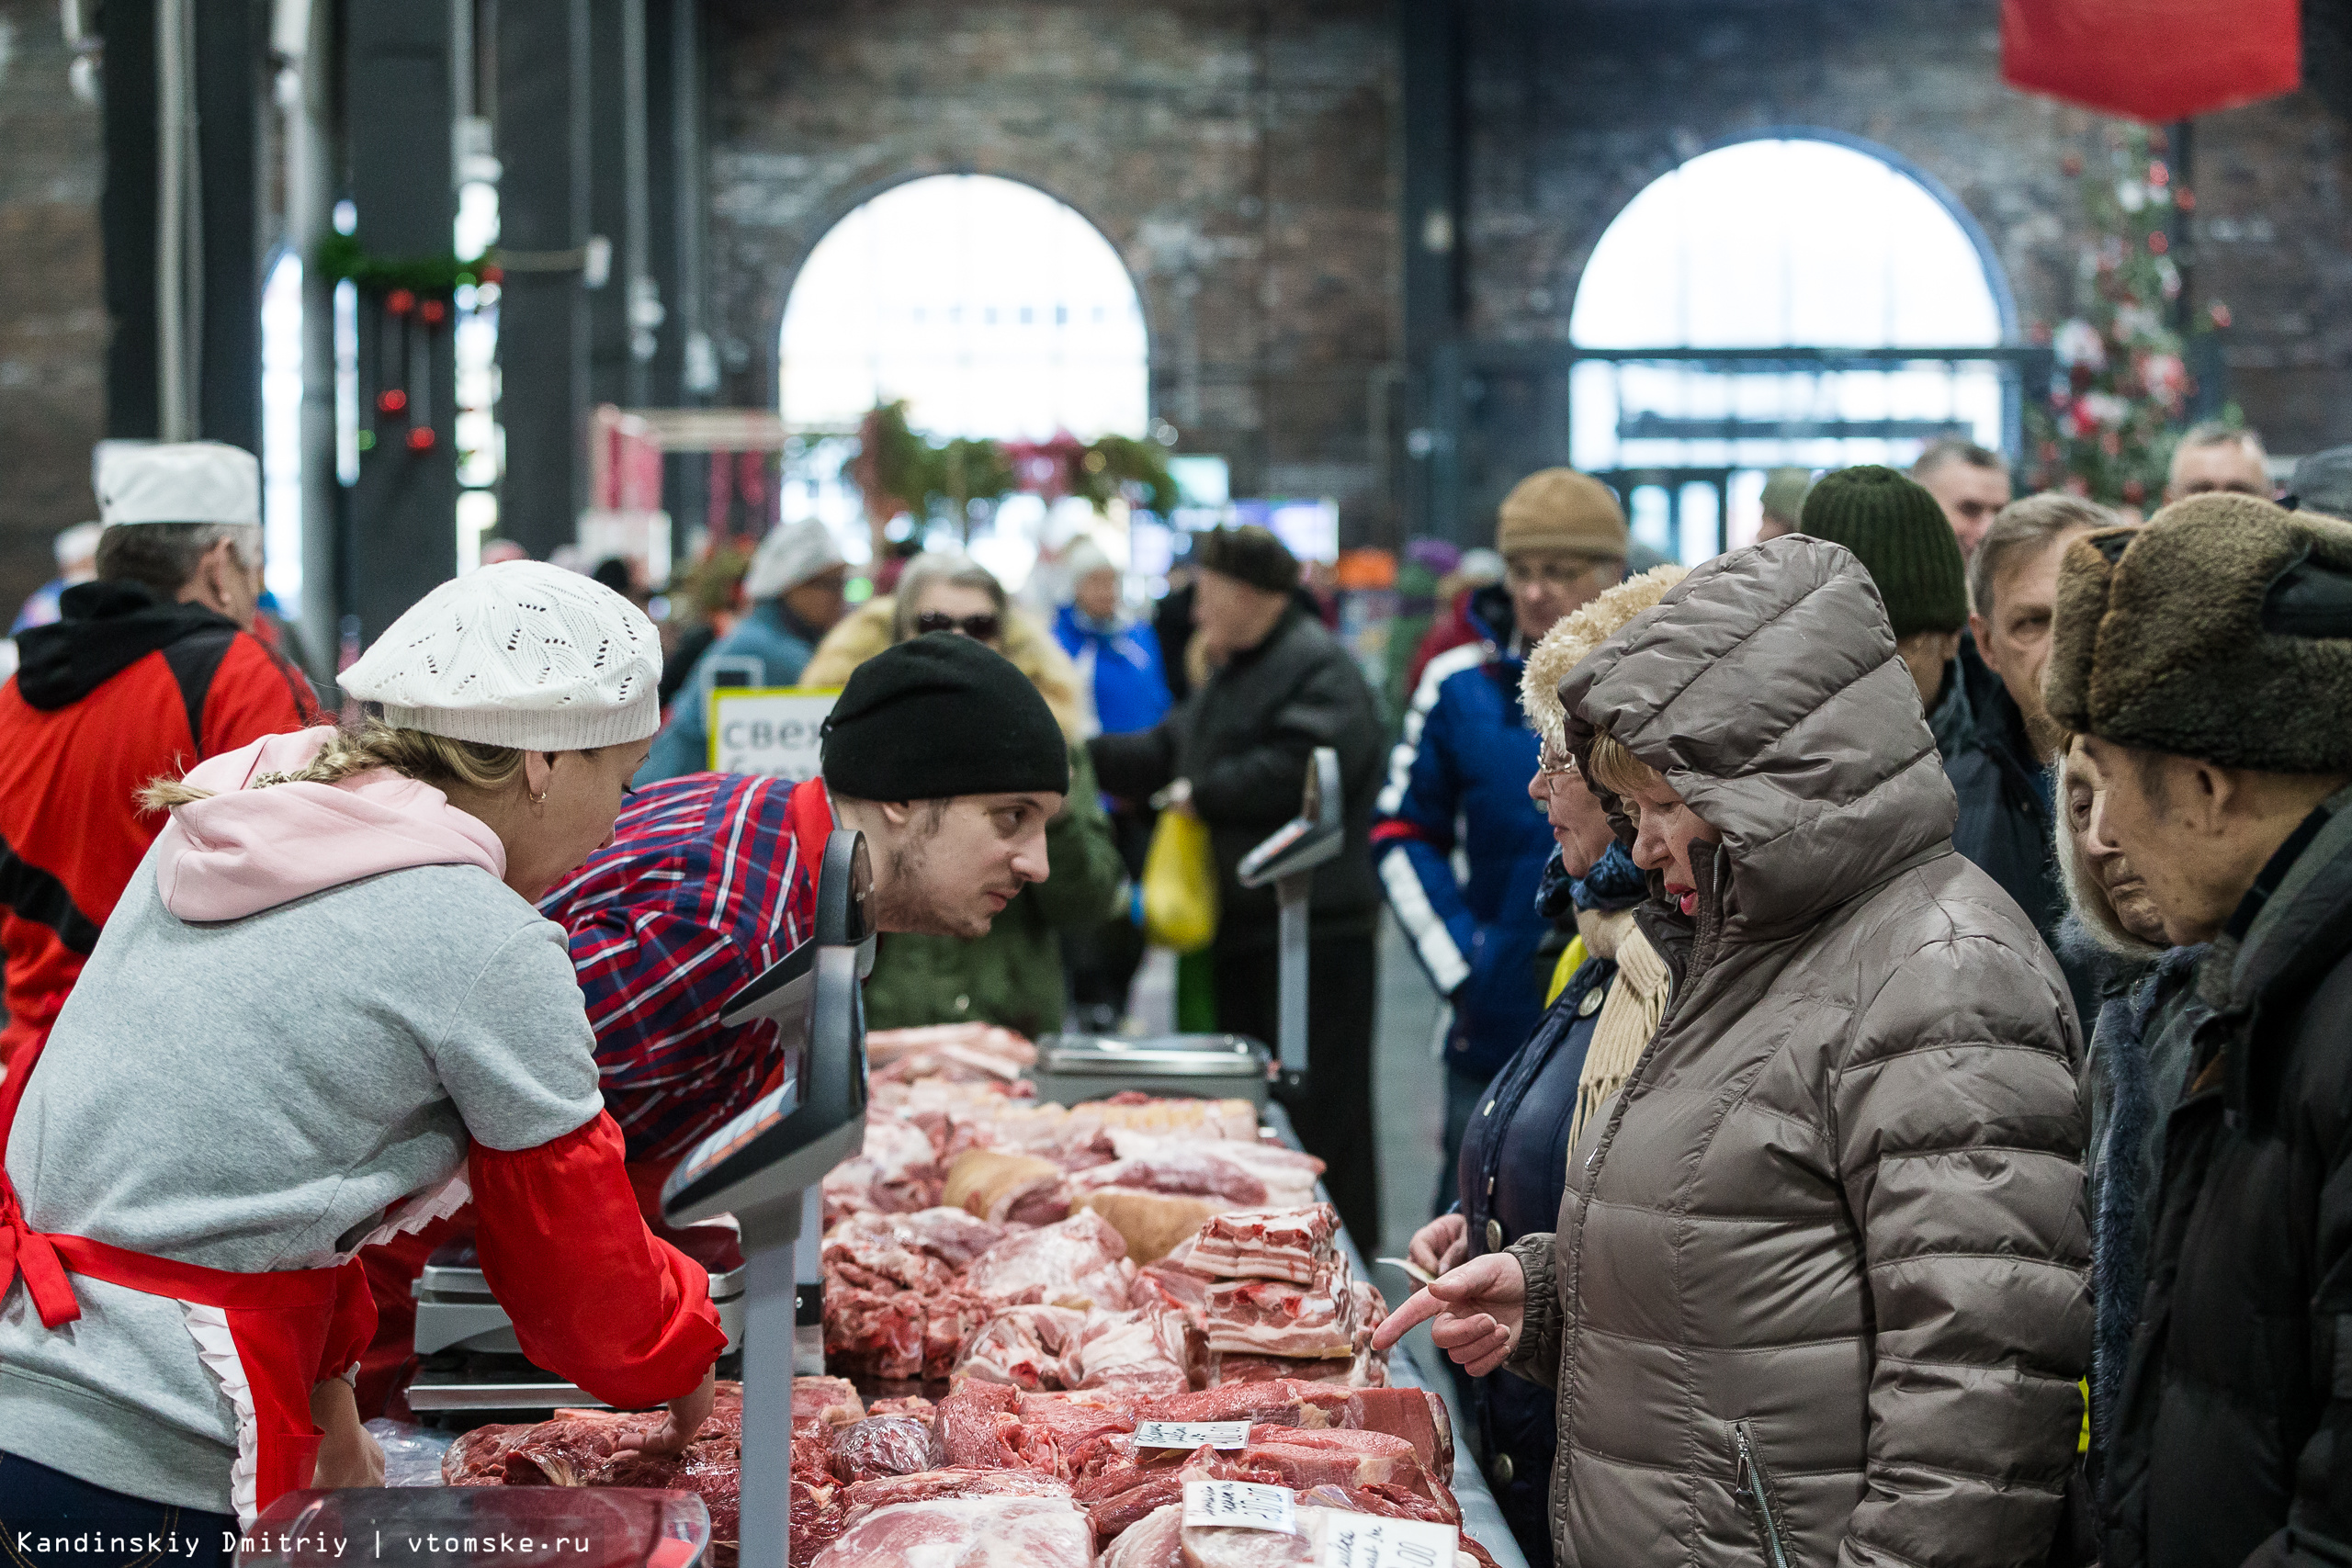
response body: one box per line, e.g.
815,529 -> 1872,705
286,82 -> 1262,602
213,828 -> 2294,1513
0,1453 -> 236,1568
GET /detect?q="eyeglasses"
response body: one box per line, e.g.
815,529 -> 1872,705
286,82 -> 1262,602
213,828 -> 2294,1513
915,611 -> 1001,641
1536,746 -> 1578,779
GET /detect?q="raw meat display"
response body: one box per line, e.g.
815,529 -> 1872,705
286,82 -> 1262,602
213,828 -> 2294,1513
943,1147 -> 1071,1224
866,1022 -> 1036,1085
831,1415 -> 934,1483
953,1303 -> 1091,1389
820,1109 -> 946,1224
1067,1303 -> 1195,1398
1345,1388 -> 1454,1483
1206,1348 -> 1387,1387
1073,1190 -> 1232,1264
839,1464 -> 1075,1518
1204,1268 -> 1360,1359
1143,1377 -> 1352,1428
1176,1204 -> 1342,1284
927,1379 -> 1024,1468
808,1490 -> 1094,1568
961,1209 -> 1136,1309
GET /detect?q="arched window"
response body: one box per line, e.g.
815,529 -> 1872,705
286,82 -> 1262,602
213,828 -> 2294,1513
1566,134 -> 2014,560
779,175 -> 1148,441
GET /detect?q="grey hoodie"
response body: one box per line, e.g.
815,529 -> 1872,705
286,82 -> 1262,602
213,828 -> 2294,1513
0,729 -> 603,1515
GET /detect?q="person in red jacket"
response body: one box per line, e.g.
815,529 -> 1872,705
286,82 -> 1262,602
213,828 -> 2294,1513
0,563 -> 722,1549
0,442 -> 316,1072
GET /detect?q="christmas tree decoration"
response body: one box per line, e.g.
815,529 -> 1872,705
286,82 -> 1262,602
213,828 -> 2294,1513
2024,125 -> 2233,507
849,400 -> 1179,532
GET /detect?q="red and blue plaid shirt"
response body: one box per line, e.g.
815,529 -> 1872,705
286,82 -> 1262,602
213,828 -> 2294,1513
540,772 -> 833,1162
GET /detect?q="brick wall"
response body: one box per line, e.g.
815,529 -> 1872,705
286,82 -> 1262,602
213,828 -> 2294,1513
701,0 -> 1402,542
1457,0 -> 2352,457
0,0 -> 106,620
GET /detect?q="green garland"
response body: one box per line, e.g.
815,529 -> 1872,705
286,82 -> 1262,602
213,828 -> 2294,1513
850,400 -> 1178,523
314,231 -> 493,297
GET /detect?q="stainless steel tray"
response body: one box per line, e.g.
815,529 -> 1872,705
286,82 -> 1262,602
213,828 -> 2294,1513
1034,1032 -> 1270,1077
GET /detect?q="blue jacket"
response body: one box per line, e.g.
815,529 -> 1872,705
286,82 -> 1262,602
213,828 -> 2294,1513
640,600 -> 824,782
1372,584 -> 1555,1077
1053,604 -> 1171,738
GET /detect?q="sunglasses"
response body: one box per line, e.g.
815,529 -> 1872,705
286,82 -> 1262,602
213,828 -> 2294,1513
915,610 -> 1001,641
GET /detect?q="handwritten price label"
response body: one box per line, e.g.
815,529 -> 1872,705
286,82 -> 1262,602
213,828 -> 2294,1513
1182,1480 -> 1296,1533
1316,1515 -> 1459,1568
1136,1420 -> 1252,1450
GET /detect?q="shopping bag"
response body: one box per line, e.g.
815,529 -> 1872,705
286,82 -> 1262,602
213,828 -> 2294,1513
1141,807 -> 1218,954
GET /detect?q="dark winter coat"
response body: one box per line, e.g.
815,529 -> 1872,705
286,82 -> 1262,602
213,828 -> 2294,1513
2078,931 -> 2207,1461
1511,538 -> 2088,1568
1090,604 -> 1385,951
2101,786 -> 2352,1568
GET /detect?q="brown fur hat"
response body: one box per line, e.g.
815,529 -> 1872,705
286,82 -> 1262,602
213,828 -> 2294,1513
2047,493 -> 2352,773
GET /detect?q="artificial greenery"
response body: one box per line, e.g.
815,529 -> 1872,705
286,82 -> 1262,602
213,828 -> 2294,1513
2025,125 -> 2234,507
849,400 -> 1177,524
314,231 -> 494,297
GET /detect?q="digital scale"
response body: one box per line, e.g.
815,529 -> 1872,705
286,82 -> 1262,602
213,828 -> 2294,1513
1235,745 -> 1345,1102
253,829 -> 876,1568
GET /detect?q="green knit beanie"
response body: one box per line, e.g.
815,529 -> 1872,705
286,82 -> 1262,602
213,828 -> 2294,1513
1797,465 -> 1969,637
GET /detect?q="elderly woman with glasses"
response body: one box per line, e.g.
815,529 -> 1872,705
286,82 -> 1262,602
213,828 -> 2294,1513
1393,564 -> 1682,1562
800,552 -> 1125,1039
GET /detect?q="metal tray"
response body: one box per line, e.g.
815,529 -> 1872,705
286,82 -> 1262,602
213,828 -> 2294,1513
1034,1032 -> 1269,1077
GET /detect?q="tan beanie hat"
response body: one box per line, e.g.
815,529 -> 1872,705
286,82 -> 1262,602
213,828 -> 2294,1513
1495,468 -> 1629,560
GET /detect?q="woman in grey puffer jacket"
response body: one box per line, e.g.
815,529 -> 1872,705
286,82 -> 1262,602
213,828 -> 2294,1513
1381,536 -> 2090,1567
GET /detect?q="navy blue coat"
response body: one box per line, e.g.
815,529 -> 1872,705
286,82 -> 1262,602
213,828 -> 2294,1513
1373,585 -> 1556,1078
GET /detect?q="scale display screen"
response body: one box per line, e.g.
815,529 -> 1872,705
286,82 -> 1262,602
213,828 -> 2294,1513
668,1074 -> 801,1205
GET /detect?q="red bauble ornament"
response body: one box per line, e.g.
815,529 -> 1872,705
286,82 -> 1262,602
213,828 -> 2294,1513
2123,478 -> 2147,503
2176,187 -> 2196,212
2209,301 -> 2233,329
420,298 -> 447,325
406,425 -> 436,452
387,288 -> 416,316
478,265 -> 503,285
2149,161 -> 2169,186
377,389 -> 409,415
2149,231 -> 2169,254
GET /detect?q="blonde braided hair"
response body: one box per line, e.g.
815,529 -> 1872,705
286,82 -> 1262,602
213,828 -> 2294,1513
140,720 -> 528,812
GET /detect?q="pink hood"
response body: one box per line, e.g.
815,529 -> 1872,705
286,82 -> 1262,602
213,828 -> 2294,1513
152,727 -> 508,921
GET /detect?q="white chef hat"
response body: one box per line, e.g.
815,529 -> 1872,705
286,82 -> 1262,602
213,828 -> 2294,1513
340,561 -> 664,750
742,519 -> 848,601
96,442 -> 261,528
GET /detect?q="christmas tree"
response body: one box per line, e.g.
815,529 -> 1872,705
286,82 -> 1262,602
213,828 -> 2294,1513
2026,125 -> 2233,509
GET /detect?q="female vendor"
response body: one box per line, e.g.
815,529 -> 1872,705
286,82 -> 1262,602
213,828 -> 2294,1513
0,563 -> 727,1552
1398,565 -> 1684,1562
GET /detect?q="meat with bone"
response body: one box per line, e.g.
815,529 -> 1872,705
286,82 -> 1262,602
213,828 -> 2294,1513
1172,1204 -> 1340,1284
962,1209 -> 1136,1309
831,1416 -> 935,1483
953,1303 -> 1091,1390
808,1491 -> 1094,1568
1204,1266 -> 1361,1359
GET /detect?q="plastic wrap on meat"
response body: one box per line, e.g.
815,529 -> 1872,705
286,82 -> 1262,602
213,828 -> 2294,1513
1171,1204 -> 1340,1284
927,1380 -> 1023,1469
820,1111 -> 945,1226
809,1492 -> 1093,1568
1344,1388 -> 1452,1483
838,1465 -> 1074,1521
1204,1266 -> 1360,1359
953,1303 -> 1090,1390
1069,1305 -> 1194,1399
1099,1500 -> 1185,1568
963,1209 -> 1136,1309
830,1416 -> 935,1483
1142,1376 -> 1351,1428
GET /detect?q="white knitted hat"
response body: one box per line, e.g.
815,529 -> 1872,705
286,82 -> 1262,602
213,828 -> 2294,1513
742,519 -> 847,600
341,561 -> 664,750
96,441 -> 261,527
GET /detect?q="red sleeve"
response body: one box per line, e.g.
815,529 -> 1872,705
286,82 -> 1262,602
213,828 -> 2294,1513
316,1259 -> 379,1385
199,635 -> 320,757
469,1110 -> 728,1411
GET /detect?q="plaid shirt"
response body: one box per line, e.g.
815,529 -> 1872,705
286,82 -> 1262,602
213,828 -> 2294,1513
540,772 -> 833,1162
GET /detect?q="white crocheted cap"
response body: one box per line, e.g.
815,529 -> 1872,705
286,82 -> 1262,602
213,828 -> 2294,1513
743,518 -> 846,600
341,561 -> 664,750
96,441 -> 260,527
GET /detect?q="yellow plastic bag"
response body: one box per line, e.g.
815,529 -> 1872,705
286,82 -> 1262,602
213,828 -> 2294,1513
1141,807 -> 1218,954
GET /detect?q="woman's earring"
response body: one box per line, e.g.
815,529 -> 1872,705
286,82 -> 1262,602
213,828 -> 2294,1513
530,788 -> 549,807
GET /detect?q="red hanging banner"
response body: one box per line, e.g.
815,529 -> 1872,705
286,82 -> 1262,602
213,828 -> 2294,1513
2002,0 -> 2301,122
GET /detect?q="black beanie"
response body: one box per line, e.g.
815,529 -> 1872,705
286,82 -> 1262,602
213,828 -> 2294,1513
821,633 -> 1071,800
1193,525 -> 1300,594
1798,465 -> 1970,637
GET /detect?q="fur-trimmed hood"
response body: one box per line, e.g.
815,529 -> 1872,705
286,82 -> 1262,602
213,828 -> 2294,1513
800,597 -> 1087,743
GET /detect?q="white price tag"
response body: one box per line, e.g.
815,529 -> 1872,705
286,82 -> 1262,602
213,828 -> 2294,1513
1316,1515 -> 1459,1568
1136,1420 -> 1253,1450
1182,1480 -> 1297,1533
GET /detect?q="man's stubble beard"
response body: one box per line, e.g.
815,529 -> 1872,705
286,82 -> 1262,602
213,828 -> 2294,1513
869,828 -> 993,939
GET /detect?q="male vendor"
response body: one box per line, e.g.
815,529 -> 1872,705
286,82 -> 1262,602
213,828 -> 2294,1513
356,633 -> 1071,1410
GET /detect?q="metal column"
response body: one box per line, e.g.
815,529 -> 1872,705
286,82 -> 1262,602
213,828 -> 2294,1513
494,0 -> 592,561
344,5 -> 460,640
1399,0 -> 1464,542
